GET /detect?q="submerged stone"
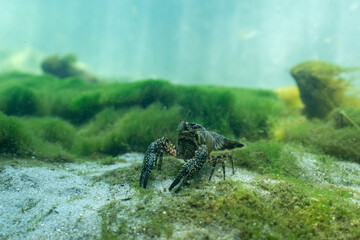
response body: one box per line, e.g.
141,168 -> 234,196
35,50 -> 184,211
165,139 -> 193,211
290,61 -> 353,119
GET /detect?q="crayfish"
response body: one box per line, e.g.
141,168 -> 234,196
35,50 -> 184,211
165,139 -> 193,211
139,121 -> 245,192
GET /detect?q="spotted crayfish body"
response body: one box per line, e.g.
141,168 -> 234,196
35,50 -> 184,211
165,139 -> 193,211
139,121 -> 246,192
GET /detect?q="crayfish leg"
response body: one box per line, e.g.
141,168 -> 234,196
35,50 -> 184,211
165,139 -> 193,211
208,160 -> 226,181
157,153 -> 164,171
208,153 -> 234,181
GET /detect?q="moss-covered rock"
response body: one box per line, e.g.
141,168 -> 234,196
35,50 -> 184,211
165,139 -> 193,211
41,54 -> 99,83
290,61 -> 352,119
99,175 -> 360,239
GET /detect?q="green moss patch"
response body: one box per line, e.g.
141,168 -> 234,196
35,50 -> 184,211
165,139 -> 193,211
100,178 -> 360,239
0,86 -> 41,116
276,114 -> 360,163
0,71 -> 286,161
233,140 -> 301,177
93,163 -> 142,187
22,117 -> 76,150
331,107 -> 360,129
0,112 -> 33,156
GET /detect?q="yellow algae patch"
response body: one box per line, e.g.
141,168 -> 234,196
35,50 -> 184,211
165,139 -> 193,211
275,86 -> 304,110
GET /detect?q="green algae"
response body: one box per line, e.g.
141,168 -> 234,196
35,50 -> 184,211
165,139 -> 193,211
93,163 -> 142,187
22,117 -> 76,150
0,112 -> 33,156
0,85 -> 40,116
98,156 -> 126,165
0,69 -> 358,167
0,112 -> 75,162
0,72 -> 284,161
100,104 -> 180,155
275,113 -> 360,163
331,107 -> 360,129
233,140 -> 301,177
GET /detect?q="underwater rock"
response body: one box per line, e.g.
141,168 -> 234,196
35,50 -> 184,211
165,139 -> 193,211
290,61 -> 349,119
41,54 -> 99,83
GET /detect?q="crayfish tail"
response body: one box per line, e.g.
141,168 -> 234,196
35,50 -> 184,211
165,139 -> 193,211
222,139 -> 246,150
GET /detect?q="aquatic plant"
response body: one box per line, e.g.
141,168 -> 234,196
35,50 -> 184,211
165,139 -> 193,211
93,163 -> 142,187
275,86 -> 303,110
229,89 -> 283,140
22,117 -> 76,150
76,108 -> 122,136
32,141 -> 75,163
0,72 -> 283,137
233,140 -> 300,177
0,112 -> 32,156
0,72 -> 285,160
0,86 -> 40,116
60,92 -> 103,124
103,80 -> 282,139
0,112 -> 76,161
274,113 -> 360,163
331,107 -> 360,129
1,70 -> 360,239
101,104 -> 180,155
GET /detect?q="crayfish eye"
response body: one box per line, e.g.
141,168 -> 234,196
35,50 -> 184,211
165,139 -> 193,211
177,121 -> 187,131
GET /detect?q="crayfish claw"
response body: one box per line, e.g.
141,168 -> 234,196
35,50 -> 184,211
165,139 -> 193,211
169,145 -> 208,192
139,137 -> 176,188
139,151 -> 156,188
169,168 -> 186,192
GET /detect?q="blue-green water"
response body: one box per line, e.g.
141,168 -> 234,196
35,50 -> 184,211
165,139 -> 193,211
1,1 -> 360,239
1,0 -> 359,88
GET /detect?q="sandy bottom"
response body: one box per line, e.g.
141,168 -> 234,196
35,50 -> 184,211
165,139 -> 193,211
0,153 -> 142,240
